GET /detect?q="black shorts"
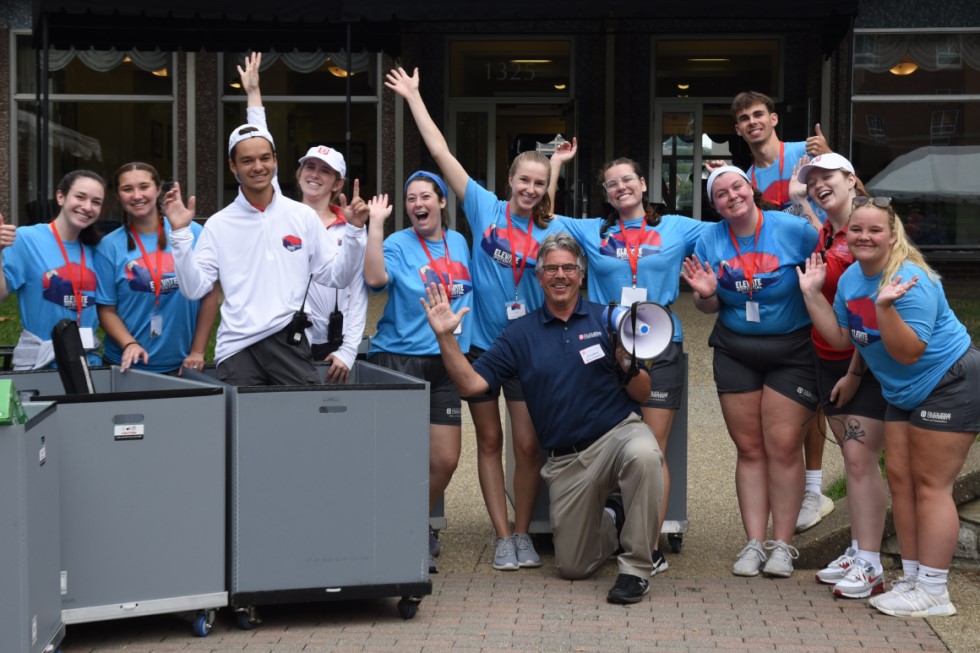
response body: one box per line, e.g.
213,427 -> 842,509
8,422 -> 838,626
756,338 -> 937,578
816,357 -> 887,420
367,351 -> 462,426
642,341 -> 684,410
884,346 -> 980,432
463,347 -> 525,404
709,321 -> 818,410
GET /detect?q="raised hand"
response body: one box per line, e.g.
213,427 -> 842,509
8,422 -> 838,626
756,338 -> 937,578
796,253 -> 828,298
161,182 -> 197,230
340,179 -> 369,228
384,66 -> 420,100
0,213 -> 16,251
704,160 -> 727,173
789,156 -> 811,204
875,274 -> 919,308
680,254 -> 717,298
551,136 -> 578,167
420,281 -> 468,337
367,193 -> 393,224
806,123 -> 831,157
236,51 -> 262,100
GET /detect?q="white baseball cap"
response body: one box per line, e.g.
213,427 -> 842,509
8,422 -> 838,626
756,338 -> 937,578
796,153 -> 855,183
298,145 -> 346,179
228,123 -> 276,157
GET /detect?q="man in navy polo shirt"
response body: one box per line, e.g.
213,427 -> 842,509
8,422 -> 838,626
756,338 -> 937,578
423,232 -> 663,604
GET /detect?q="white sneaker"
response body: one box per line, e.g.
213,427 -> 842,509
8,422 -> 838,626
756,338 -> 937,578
796,490 -> 834,532
732,539 -> 767,577
874,584 -> 957,618
762,540 -> 799,578
833,561 -> 884,599
815,547 -> 857,585
869,574 -> 916,608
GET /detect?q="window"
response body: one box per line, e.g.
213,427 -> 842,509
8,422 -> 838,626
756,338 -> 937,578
853,30 -> 980,250
12,33 -> 176,225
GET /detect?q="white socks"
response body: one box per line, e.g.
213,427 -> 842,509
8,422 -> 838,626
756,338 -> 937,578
805,470 -> 823,495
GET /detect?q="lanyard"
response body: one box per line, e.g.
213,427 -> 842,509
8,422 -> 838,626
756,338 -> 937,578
750,140 -> 785,207
505,204 -> 532,301
415,229 -> 453,297
130,224 -> 165,308
727,209 -> 764,299
49,222 -> 86,324
617,218 -> 646,287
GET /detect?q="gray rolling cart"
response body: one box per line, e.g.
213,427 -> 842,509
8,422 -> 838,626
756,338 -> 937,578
184,360 -> 431,628
5,367 -> 228,638
0,401 -> 65,653
505,354 -> 689,552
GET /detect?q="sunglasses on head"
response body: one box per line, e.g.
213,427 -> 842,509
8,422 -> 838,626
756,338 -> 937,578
852,196 -> 892,209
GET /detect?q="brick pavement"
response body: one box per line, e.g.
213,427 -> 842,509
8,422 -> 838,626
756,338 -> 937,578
60,572 -> 946,653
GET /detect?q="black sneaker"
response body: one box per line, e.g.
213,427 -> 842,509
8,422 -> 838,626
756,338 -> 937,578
607,573 -> 649,604
650,549 -> 670,577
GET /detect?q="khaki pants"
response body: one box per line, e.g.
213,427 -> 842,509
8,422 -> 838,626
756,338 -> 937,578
541,414 -> 664,580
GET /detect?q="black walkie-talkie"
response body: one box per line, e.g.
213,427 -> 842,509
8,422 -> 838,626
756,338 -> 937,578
326,289 -> 344,347
286,274 -> 314,346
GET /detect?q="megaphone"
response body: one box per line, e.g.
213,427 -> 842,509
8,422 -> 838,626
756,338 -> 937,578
602,301 -> 674,361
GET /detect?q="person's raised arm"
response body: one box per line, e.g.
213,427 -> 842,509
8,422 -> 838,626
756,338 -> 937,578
548,137 -> 577,211
805,123 -> 832,158
789,157 -> 820,229
796,253 -> 851,349
0,213 -> 17,303
385,67 -> 469,200
421,282 -> 489,397
363,194 -> 392,288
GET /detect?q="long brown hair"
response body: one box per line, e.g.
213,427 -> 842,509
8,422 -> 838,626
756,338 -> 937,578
507,151 -> 552,228
597,157 -> 662,237
113,162 -> 166,251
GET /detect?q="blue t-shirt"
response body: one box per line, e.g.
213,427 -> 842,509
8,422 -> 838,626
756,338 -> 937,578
368,228 -> 473,357
834,261 -> 971,410
472,296 -> 641,451
556,214 -> 708,342
748,140 -> 826,223
694,210 -> 817,335
461,178 -> 567,349
94,220 -> 203,373
3,223 -> 101,366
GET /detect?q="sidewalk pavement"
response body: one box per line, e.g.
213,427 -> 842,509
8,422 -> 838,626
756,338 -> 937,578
59,293 -> 979,653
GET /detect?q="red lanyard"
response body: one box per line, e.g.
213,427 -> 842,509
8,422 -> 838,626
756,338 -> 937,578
727,209 -> 764,299
505,204 -> 531,301
49,222 -> 86,324
750,141 -> 785,207
617,218 -> 646,287
130,224 -> 165,308
415,229 -> 453,297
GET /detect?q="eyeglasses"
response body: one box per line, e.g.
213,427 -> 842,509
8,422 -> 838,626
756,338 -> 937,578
602,174 -> 639,191
852,196 -> 892,209
540,263 -> 581,276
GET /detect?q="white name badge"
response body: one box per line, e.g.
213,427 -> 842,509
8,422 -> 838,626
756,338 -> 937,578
150,313 -> 163,338
506,301 -> 527,320
745,301 -> 761,323
620,286 -> 648,306
79,327 -> 96,349
579,343 -> 604,364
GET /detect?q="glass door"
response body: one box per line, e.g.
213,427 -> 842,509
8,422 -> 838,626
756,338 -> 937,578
448,103 -> 494,243
653,105 -> 702,219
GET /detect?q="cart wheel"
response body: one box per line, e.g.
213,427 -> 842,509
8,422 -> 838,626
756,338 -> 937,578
668,533 -> 683,554
237,609 -> 259,630
192,612 -> 212,637
397,596 -> 421,620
